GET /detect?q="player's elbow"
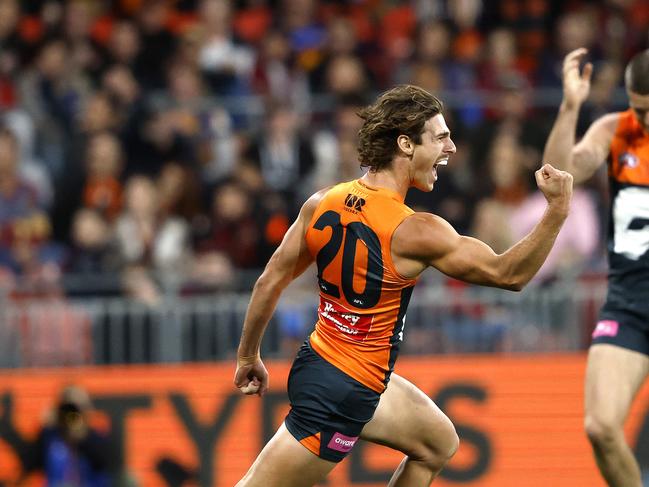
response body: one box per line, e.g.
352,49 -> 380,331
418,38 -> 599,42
502,279 -> 526,292
493,268 -> 528,292
253,269 -> 286,297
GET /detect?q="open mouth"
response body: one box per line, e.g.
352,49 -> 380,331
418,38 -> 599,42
433,157 -> 448,174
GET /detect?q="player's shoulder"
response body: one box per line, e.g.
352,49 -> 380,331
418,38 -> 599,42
393,211 -> 457,257
590,112 -> 622,134
300,185 -> 335,221
305,185 -> 335,208
398,211 -> 451,230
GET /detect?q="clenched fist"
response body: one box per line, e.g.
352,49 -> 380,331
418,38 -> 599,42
536,164 -> 573,212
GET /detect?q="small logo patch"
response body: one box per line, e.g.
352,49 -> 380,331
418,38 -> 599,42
344,194 -> 366,212
619,152 -> 639,168
592,320 -> 619,338
327,432 -> 358,453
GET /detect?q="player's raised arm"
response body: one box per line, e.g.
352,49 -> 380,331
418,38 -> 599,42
393,164 -> 573,291
543,47 -> 616,183
234,190 -> 325,396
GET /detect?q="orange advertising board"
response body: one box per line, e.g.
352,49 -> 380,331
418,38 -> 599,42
1,354 -> 649,486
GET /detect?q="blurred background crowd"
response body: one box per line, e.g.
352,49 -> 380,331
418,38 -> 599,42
0,2 -> 647,483
0,0 -> 647,363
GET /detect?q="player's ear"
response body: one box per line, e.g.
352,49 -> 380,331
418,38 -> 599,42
397,135 -> 414,156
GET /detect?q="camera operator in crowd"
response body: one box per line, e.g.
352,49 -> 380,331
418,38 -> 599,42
17,385 -> 113,487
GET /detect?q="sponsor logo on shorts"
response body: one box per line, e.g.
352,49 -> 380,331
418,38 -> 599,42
592,320 -> 619,338
327,432 -> 358,453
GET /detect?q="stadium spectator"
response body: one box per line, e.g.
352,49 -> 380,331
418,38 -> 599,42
0,0 -> 642,308
245,100 -> 316,213
133,0 -> 177,91
311,95 -> 365,188
105,19 -> 141,68
67,208 -> 117,276
0,0 -> 22,107
17,37 -> 90,180
0,126 -> 61,277
196,0 -> 254,96
471,132 -> 533,253
196,180 -> 261,268
115,175 -> 190,278
82,132 -> 123,221
252,29 -> 310,110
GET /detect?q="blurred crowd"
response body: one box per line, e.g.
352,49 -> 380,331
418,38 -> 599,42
0,0 -> 647,301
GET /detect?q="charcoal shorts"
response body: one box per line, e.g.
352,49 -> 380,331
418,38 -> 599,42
284,340 -> 380,462
592,301 -> 649,355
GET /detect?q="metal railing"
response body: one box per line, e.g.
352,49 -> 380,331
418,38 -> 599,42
0,277 -> 608,368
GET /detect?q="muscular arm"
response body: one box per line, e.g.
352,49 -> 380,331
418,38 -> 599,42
543,107 -> 617,183
393,166 -> 572,291
542,47 -> 617,183
234,189 -> 328,395
237,192 -> 323,358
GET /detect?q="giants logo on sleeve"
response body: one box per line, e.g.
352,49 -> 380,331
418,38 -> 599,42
319,299 -> 373,341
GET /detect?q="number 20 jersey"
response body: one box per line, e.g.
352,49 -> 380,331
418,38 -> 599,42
607,109 -> 649,305
304,179 -> 418,393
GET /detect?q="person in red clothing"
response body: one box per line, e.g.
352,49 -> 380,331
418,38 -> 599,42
234,84 -> 573,487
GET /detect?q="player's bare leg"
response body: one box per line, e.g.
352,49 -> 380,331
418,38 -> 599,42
585,344 -> 649,487
360,374 -> 459,486
235,422 -> 336,487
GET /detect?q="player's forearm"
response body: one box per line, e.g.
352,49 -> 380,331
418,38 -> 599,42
497,203 -> 569,290
237,273 -> 285,358
542,101 -> 580,172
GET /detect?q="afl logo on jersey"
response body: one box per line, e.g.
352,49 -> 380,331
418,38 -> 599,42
619,152 -> 639,168
344,194 -> 366,212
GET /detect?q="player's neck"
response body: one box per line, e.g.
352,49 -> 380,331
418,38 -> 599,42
360,163 -> 409,200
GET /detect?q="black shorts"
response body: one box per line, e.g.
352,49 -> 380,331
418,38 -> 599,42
592,301 -> 649,355
284,340 -> 381,463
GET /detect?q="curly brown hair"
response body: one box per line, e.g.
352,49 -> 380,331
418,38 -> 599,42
357,85 -> 443,171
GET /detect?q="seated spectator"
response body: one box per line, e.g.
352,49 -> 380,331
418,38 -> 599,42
82,132 -> 123,221
115,175 -> 190,276
157,162 -> 202,221
105,19 -> 141,68
196,181 -> 260,268
196,0 -> 254,96
78,91 -> 119,134
510,188 -> 599,282
252,29 -> 309,108
311,95 -> 365,188
2,110 -> 53,208
17,37 -> 91,180
0,126 -> 62,277
133,0 -> 177,91
245,101 -> 315,214
67,208 -> 117,276
182,250 -> 234,294
471,133 -> 532,254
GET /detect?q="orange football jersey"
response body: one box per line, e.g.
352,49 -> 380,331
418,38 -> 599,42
609,109 -> 649,185
305,179 -> 418,393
